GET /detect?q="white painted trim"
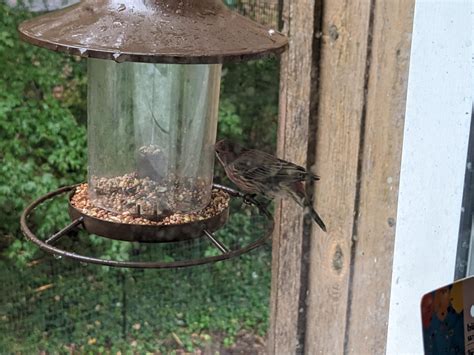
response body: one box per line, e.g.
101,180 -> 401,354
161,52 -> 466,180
386,1 -> 473,354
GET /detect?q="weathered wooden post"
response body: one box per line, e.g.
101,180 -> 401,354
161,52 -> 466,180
270,0 -> 415,353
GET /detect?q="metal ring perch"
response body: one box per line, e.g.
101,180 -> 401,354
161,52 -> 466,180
20,184 -> 274,269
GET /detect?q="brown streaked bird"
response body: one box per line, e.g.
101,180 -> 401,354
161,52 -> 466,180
215,139 -> 326,232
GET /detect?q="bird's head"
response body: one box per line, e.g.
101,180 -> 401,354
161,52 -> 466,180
215,139 -> 247,166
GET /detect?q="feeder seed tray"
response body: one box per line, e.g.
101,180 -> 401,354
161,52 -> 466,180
69,183 -> 230,243
20,184 -> 274,269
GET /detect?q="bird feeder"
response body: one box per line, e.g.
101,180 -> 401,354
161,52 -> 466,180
19,0 -> 287,268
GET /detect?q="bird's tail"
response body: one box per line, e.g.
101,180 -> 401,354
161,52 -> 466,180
304,204 -> 327,232
287,184 -> 327,232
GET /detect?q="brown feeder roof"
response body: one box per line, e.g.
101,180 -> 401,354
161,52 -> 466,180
18,0 -> 288,64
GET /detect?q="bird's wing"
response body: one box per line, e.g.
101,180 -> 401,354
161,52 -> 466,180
233,150 -> 318,183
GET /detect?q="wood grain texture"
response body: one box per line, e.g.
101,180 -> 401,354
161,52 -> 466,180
345,1 -> 414,353
268,0 -> 317,354
270,0 -> 414,353
304,1 -> 373,353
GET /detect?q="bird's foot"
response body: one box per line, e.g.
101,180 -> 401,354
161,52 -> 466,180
242,194 -> 273,217
243,193 -> 258,205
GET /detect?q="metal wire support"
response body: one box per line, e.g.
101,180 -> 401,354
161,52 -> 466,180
203,230 -> 229,254
20,184 -> 274,269
45,217 -> 84,245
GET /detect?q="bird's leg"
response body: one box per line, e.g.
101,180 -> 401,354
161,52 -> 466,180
254,197 -> 273,218
260,199 -> 272,209
243,193 -> 258,205
242,193 -> 273,216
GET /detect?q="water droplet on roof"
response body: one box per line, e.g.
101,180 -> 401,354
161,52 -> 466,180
113,52 -> 125,63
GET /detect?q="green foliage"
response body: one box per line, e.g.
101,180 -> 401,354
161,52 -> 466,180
219,59 -> 280,152
0,3 -> 87,263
